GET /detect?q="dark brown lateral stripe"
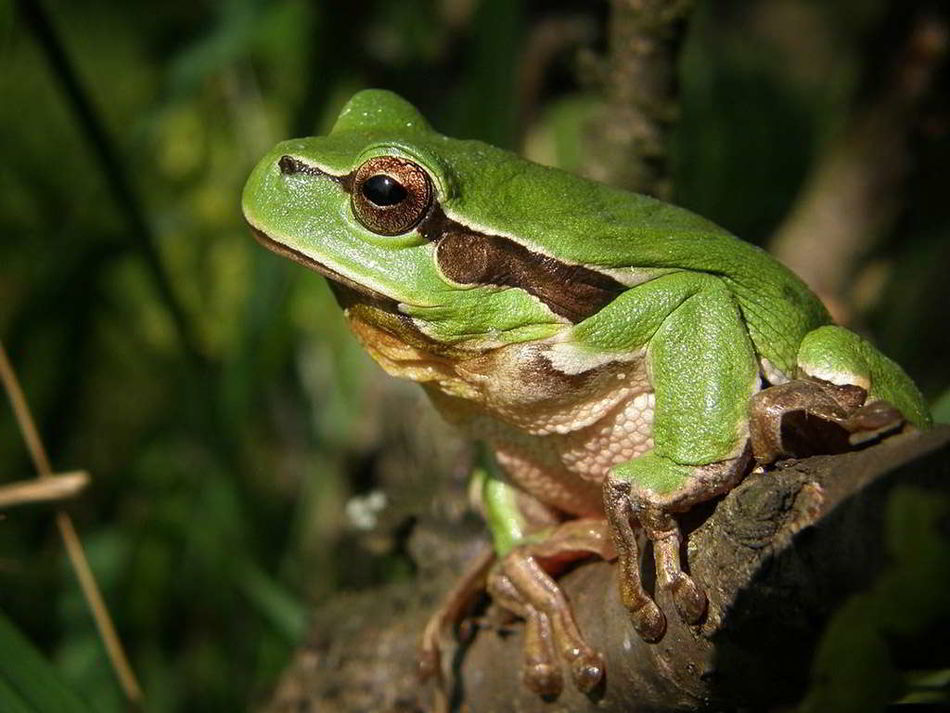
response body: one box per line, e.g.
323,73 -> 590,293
436,231 -> 625,323
278,155 -> 349,186
274,156 -> 624,323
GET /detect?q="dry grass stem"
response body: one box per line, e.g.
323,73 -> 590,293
0,341 -> 144,705
0,470 -> 89,509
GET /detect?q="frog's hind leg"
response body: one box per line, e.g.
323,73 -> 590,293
798,325 -> 929,427
748,378 -> 902,464
749,324 -> 930,463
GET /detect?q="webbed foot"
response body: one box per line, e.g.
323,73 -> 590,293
418,547 -> 495,688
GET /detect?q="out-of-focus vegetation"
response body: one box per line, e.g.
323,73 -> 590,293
0,0 -> 947,711
801,488 -> 950,713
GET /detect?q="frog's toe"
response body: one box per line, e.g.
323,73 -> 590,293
628,596 -> 666,642
603,467 -> 669,642
670,573 -> 707,624
524,660 -> 563,698
416,646 -> 439,681
843,400 -> 904,445
522,609 -> 563,697
568,648 -> 605,694
488,549 -> 606,697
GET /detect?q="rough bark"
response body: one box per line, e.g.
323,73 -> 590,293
266,427 -> 950,713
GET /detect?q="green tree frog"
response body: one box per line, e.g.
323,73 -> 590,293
242,90 -> 931,697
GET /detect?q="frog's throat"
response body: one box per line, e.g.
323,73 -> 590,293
338,288 -> 479,364
249,225 -> 395,306
344,306 -> 478,393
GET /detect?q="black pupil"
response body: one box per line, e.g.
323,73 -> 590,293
362,174 -> 407,206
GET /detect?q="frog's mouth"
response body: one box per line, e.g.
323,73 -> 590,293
249,225 -> 399,309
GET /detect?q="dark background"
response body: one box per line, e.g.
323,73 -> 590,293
1,0 -> 947,710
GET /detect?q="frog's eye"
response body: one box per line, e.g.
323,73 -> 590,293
351,156 -> 432,235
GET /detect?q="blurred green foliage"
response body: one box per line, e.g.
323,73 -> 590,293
801,488 -> 950,713
0,0 -> 947,711
0,610 -> 98,713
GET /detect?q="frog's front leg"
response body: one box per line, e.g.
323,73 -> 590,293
604,452 -> 750,638
605,279 -> 759,639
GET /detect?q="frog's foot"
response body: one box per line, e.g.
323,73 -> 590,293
419,547 -> 495,685
486,519 -> 613,697
604,452 -> 749,640
749,378 -> 905,464
602,478 -> 666,641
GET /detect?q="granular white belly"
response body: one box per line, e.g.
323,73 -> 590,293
469,390 -> 656,516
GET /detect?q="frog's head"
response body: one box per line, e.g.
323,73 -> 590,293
242,89 -> 624,352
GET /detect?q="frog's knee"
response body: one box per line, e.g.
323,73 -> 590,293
797,325 -> 871,390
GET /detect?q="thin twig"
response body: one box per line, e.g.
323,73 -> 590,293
0,341 -> 144,705
0,471 -> 89,509
581,0 -> 695,198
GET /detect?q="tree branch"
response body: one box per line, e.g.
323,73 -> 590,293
266,428 -> 950,713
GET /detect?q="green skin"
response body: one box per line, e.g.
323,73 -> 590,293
243,89 -> 931,692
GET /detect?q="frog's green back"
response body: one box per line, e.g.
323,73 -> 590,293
423,134 -> 830,376
321,90 -> 832,375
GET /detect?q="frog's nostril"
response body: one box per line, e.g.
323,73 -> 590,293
278,155 -> 299,175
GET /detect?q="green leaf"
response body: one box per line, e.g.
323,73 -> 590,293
0,610 -> 98,713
